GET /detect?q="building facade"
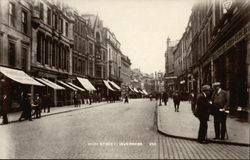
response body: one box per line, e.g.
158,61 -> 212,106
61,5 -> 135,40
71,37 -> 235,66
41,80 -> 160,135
167,0 -> 250,111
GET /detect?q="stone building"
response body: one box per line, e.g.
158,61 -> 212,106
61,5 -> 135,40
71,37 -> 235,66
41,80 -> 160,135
120,54 -> 131,97
0,0 -> 44,113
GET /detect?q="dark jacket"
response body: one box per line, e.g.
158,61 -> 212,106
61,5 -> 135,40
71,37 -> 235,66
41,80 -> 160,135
211,89 -> 228,109
195,93 -> 213,121
173,93 -> 180,103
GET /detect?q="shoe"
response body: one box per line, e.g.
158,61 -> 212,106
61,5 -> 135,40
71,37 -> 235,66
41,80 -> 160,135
197,140 -> 209,144
213,137 -> 219,140
220,138 -> 225,140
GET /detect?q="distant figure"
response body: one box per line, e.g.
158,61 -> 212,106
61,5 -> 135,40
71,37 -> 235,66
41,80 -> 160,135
173,91 -> 181,112
74,92 -> 78,107
190,90 -> 196,113
1,94 -> 9,124
163,92 -> 169,106
124,94 -> 129,103
19,93 -> 32,121
33,93 -> 42,118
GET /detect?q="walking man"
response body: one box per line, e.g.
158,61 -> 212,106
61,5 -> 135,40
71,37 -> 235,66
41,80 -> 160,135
124,93 -> 129,103
211,82 -> 229,140
163,91 -> 169,106
195,85 -> 213,144
173,91 -> 181,112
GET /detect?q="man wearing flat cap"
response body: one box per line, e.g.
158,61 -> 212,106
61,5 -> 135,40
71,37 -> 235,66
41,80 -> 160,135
195,84 -> 213,144
211,82 -> 229,140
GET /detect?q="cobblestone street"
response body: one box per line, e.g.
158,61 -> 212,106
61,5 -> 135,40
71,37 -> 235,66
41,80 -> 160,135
0,99 -> 249,159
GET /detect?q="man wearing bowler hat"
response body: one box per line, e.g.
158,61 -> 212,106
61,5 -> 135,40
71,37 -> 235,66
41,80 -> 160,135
211,82 -> 229,140
195,85 -> 213,144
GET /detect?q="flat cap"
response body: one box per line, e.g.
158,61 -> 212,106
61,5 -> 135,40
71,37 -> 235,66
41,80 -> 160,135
212,82 -> 221,86
202,85 -> 211,91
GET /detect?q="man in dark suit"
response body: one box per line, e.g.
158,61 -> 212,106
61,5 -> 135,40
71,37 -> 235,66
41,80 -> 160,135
173,91 -> 180,112
195,85 -> 213,144
211,82 -> 229,140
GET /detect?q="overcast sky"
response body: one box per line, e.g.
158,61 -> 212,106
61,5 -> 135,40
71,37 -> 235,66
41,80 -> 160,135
65,0 -> 196,74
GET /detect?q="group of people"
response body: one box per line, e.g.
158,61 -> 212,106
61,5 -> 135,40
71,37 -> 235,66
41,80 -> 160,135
195,82 -> 229,144
18,93 -> 52,122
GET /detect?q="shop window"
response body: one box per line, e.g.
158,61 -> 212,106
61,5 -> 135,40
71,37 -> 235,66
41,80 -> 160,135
21,10 -> 28,34
8,41 -> 16,67
9,3 -> 16,27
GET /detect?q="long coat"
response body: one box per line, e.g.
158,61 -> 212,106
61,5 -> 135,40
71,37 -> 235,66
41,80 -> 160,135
195,93 -> 213,121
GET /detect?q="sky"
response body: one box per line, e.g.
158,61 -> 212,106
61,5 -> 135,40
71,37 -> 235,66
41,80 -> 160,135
65,0 -> 196,74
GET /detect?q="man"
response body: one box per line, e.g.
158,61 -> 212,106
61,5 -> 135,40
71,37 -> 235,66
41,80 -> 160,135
195,85 -> 213,144
173,91 -> 180,112
211,82 -> 229,140
163,91 -> 169,106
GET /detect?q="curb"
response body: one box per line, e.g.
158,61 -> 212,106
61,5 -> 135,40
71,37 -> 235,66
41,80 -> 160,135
156,104 -> 250,147
5,102 -> 108,124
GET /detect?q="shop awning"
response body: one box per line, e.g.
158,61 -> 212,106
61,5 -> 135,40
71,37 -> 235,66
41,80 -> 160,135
129,86 -> 134,92
67,82 -> 85,91
57,81 -> 77,91
103,80 -> 115,91
142,89 -> 148,95
0,66 -> 44,86
134,88 -> 139,93
36,78 -> 65,90
77,77 -> 96,91
139,90 -> 144,94
108,80 -> 121,90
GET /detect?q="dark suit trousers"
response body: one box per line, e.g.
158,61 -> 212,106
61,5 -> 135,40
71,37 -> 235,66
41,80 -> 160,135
198,119 -> 208,141
214,112 -> 227,139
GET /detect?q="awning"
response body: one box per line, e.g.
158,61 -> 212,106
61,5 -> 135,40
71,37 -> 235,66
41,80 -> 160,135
57,81 -> 77,91
36,78 -> 65,90
0,66 -> 44,86
108,80 -> 121,90
103,80 -> 115,91
142,89 -> 148,95
129,86 -> 134,92
139,90 -> 144,94
134,88 -> 139,93
77,77 -> 96,91
67,82 -> 85,91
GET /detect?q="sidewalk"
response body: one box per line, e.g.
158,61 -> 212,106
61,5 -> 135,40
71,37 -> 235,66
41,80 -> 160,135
157,99 -> 250,146
1,101 -> 108,124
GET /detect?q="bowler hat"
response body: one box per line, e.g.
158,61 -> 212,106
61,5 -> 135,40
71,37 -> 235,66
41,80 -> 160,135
202,85 -> 211,91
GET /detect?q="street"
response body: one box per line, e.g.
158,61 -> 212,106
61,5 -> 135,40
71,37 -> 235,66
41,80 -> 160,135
0,99 -> 249,159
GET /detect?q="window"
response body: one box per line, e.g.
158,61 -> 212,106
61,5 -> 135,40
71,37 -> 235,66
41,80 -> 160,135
60,18 -> 63,33
65,22 -> 68,36
21,46 -> 28,71
21,10 -> 28,34
89,43 -> 93,55
45,38 -> 49,65
9,3 -> 16,27
37,33 -> 41,63
52,41 -> 56,66
47,8 -> 51,25
40,3 -> 44,21
53,13 -> 57,29
8,41 -> 16,67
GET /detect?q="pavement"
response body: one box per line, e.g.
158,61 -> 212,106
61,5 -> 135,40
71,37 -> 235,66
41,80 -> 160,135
157,98 -> 250,146
1,101 -> 108,124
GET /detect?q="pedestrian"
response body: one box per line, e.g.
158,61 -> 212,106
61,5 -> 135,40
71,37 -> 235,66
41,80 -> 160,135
211,82 -> 229,140
1,94 -> 9,124
33,93 -> 42,118
46,93 -> 52,113
195,85 -> 213,144
124,93 -> 129,103
173,91 -> 181,112
190,90 -> 196,114
163,91 -> 169,106
89,92 -> 92,105
19,93 -> 32,121
74,92 -> 78,107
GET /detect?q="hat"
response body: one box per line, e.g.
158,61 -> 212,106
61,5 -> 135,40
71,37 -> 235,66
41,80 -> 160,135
212,82 -> 221,86
202,85 -> 211,91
